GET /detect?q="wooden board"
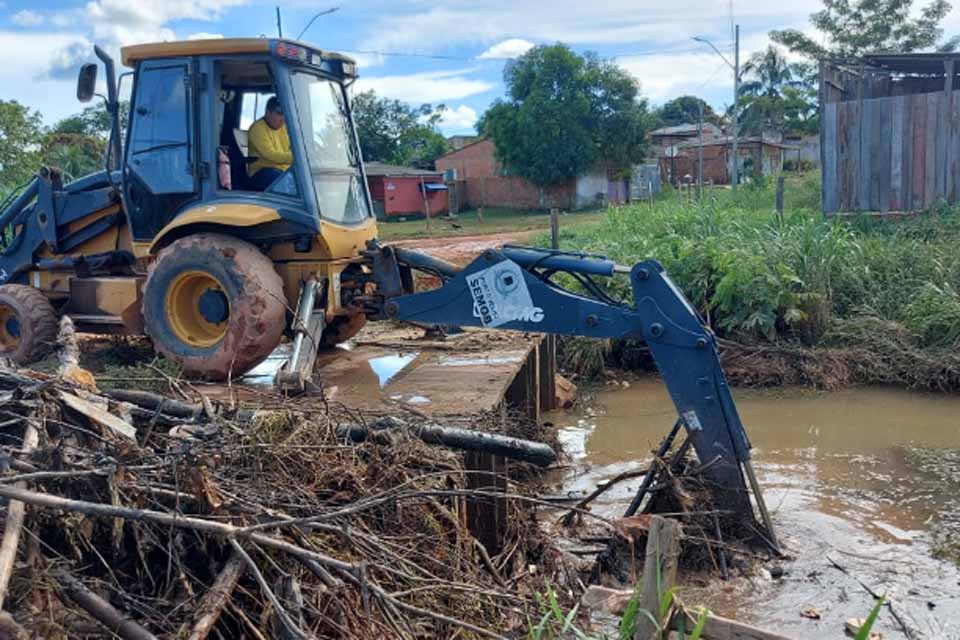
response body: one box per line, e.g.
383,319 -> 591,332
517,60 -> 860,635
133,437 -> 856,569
878,98 -> 892,213
890,95 -> 904,211
822,102 -> 839,213
924,92 -> 937,207
858,97 -> 872,211
912,93 -> 927,211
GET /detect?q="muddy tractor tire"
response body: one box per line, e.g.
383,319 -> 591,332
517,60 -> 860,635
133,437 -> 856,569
144,233 -> 286,381
320,313 -> 367,348
0,284 -> 59,365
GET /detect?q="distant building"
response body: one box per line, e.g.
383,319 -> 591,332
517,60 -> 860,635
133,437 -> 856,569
446,135 -> 480,151
434,138 -> 641,211
649,123 -> 722,158
364,162 -> 448,220
660,136 -> 797,186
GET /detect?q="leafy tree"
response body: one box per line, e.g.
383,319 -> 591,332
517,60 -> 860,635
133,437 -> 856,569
737,46 -> 818,136
351,90 -> 449,169
0,101 -> 43,191
478,44 -> 651,201
655,95 -> 719,128
771,0 -> 959,60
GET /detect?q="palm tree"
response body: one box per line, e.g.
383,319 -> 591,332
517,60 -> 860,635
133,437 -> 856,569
737,46 -> 811,136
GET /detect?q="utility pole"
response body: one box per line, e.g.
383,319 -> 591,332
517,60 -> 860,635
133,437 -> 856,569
692,26 -> 740,192
276,6 -> 283,37
732,24 -> 740,193
697,101 -> 704,199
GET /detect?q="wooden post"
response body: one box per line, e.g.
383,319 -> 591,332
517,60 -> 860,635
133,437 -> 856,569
464,451 -> 507,554
419,174 -> 432,233
549,208 -> 560,250
634,515 -> 681,640
775,175 -> 785,223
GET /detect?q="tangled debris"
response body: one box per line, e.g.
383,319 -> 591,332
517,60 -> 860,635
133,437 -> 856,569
0,363 -> 574,640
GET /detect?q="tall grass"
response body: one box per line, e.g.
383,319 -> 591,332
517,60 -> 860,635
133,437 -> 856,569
543,174 -> 960,386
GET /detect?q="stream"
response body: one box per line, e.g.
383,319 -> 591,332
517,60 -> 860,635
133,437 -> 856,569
547,377 -> 960,639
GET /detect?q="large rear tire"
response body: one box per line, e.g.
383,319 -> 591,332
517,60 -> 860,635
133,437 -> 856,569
144,234 -> 286,380
0,284 -> 58,365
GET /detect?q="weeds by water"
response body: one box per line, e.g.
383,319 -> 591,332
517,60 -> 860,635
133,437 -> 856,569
544,175 -> 960,389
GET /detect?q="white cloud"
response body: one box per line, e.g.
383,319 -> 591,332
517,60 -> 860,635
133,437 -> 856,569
38,0 -> 247,79
187,32 -> 224,40
478,38 -> 534,59
436,105 -> 478,132
359,0 -> 823,54
616,30 -> 795,104
11,10 -> 43,27
0,31 -> 86,124
356,68 -> 495,105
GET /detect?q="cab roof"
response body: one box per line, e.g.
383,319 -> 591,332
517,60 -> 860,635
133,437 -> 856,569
120,37 -> 356,67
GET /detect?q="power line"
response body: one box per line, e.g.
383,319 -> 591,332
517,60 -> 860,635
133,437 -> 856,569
340,43 -> 734,64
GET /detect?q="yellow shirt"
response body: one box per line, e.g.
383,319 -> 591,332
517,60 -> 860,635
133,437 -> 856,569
247,118 -> 293,176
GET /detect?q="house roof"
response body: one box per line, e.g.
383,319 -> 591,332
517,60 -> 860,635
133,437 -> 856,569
674,136 -> 798,151
434,137 -> 492,160
858,52 -> 960,75
650,123 -> 720,137
364,162 -> 442,177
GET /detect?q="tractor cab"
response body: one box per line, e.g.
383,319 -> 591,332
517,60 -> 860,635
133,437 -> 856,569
115,38 -> 375,254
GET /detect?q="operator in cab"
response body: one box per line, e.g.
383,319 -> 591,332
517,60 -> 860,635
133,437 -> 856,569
247,96 -> 292,190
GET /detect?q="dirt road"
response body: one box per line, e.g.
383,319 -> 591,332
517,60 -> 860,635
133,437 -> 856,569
388,230 -> 537,266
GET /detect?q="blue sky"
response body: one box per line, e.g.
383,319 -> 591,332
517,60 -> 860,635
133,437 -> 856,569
1,0 -> 957,135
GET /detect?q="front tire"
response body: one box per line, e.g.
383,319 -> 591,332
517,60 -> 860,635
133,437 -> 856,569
0,284 -> 58,365
144,234 -> 285,380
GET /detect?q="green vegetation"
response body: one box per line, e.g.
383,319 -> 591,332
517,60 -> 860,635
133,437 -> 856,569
377,207 -> 604,241
527,579 -> 707,640
480,44 -> 652,202
351,90 -> 449,169
547,175 -> 960,389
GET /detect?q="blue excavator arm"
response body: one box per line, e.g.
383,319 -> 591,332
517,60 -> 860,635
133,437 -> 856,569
362,242 -> 777,545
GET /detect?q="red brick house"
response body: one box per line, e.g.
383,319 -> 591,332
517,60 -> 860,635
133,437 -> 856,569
365,162 -> 449,220
435,138 -> 626,210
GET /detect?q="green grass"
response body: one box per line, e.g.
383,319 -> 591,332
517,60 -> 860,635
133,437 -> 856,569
377,207 -> 605,241
541,174 -> 960,388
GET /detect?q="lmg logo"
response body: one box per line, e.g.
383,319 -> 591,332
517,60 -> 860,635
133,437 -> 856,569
513,307 -> 545,323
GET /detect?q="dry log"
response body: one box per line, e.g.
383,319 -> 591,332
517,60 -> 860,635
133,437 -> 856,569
54,571 -> 158,640
103,389 -> 202,420
58,391 -> 137,442
0,421 -> 38,608
180,552 -> 246,640
338,419 -> 557,467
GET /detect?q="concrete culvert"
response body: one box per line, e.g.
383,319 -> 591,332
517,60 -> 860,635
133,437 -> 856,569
143,233 -> 285,381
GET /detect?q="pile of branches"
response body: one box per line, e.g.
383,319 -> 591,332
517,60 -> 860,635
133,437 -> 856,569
0,366 -> 562,639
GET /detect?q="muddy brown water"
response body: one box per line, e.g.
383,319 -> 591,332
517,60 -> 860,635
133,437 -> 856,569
547,377 -> 960,639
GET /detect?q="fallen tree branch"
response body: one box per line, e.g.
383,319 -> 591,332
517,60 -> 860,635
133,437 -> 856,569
559,465 -> 650,526
0,420 -> 38,608
826,554 -> 917,639
180,551 -> 246,640
0,485 -> 507,640
54,570 -> 158,640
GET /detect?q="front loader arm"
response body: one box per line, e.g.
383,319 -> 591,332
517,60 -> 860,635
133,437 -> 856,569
366,243 -> 775,543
